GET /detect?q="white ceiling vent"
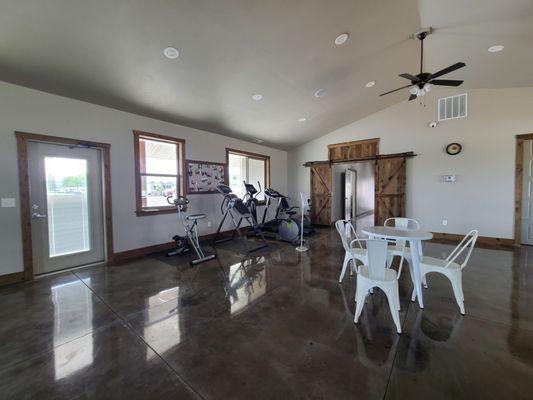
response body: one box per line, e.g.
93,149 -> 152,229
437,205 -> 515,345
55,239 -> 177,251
438,93 -> 467,121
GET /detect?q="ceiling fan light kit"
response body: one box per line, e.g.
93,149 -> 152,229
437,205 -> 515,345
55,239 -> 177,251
380,27 -> 466,101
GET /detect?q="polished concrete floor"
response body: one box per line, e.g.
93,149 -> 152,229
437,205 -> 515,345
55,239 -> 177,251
1,229 -> 533,399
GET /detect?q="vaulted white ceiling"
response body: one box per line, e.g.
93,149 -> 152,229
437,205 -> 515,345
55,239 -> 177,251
1,0 -> 532,149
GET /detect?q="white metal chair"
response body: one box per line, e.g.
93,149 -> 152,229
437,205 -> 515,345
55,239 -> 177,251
335,220 -> 367,283
354,239 -> 402,334
410,230 -> 478,314
383,217 -> 422,284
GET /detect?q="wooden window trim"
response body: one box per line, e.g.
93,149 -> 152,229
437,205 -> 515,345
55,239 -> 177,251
133,130 -> 185,217
226,148 -> 271,205
15,131 -> 114,280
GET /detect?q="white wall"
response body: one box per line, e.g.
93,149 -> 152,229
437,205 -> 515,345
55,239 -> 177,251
0,82 -> 287,275
288,87 -> 533,239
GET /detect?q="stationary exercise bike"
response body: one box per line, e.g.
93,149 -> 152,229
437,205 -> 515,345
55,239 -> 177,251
166,195 -> 216,265
260,187 -> 301,244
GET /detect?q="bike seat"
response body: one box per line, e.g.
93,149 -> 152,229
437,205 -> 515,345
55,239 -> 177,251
187,213 -> 206,221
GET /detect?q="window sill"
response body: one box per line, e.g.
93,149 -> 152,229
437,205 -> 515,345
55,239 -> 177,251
136,207 -> 178,217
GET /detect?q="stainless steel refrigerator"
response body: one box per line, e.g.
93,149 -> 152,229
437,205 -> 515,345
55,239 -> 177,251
341,161 -> 375,230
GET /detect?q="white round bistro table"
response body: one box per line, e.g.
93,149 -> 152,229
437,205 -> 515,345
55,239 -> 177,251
361,226 -> 433,309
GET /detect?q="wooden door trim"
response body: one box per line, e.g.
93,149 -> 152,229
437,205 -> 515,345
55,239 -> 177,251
514,134 -> 533,246
15,131 -> 114,280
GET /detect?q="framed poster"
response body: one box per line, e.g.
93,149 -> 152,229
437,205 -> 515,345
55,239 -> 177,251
185,160 -> 226,194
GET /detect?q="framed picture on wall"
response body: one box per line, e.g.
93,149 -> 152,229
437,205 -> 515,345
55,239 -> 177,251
185,160 -> 226,194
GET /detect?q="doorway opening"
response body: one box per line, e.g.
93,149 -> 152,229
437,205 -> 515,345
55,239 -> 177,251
16,132 -> 113,279
515,133 -> 533,246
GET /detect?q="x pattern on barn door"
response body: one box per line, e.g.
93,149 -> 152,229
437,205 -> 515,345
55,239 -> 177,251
310,164 -> 332,226
375,157 -> 406,225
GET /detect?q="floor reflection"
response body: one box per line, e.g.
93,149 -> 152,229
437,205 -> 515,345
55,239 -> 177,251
52,279 -> 93,380
144,287 -> 182,360
224,256 -> 268,315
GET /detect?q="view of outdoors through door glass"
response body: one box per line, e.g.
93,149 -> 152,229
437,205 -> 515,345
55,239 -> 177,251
45,157 -> 90,257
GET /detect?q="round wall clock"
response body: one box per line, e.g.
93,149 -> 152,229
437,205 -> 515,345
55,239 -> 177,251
445,143 -> 462,155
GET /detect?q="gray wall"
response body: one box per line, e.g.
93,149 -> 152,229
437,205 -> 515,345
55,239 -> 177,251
288,87 -> 533,239
0,82 -> 287,275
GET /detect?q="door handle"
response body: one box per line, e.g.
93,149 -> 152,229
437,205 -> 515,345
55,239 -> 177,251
31,212 -> 47,220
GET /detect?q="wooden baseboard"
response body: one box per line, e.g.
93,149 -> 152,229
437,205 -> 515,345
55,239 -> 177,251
0,272 -> 25,287
111,228 -> 247,264
431,232 -> 514,250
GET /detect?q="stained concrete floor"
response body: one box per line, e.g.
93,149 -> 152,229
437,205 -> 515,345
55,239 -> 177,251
1,228 -> 532,399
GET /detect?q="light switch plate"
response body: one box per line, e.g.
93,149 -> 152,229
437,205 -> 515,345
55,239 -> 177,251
1,198 -> 16,208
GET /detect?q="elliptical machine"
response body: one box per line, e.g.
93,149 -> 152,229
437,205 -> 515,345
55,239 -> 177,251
260,187 -> 301,244
243,181 -> 261,223
166,195 -> 216,265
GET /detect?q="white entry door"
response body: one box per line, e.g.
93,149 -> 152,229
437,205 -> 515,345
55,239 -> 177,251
28,141 -> 105,274
522,139 -> 533,245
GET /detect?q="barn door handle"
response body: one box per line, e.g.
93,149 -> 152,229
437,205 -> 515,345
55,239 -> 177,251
32,212 -> 47,220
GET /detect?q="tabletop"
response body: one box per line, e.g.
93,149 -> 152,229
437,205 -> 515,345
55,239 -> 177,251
362,226 -> 433,241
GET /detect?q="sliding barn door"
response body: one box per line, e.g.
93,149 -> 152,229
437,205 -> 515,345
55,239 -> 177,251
375,157 -> 406,225
310,164 -> 332,226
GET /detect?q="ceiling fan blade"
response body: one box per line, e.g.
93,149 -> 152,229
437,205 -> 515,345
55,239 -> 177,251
431,62 -> 466,79
399,73 -> 420,82
431,79 -> 464,86
379,84 -> 412,96
408,94 -> 417,101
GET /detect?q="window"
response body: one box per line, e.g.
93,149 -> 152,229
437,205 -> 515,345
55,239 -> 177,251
226,148 -> 270,201
134,131 -> 185,216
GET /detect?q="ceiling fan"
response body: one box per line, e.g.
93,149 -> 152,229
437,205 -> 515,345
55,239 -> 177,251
380,28 -> 466,101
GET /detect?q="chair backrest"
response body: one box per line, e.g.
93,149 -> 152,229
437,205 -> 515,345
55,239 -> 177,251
445,230 -> 479,269
384,217 -> 421,230
335,219 -> 363,252
365,239 -> 390,280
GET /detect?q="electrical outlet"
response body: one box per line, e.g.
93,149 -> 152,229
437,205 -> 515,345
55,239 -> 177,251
442,219 -> 448,226
207,221 -> 212,228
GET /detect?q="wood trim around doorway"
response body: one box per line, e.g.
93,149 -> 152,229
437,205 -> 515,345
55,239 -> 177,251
514,133 -> 533,246
15,131 -> 114,280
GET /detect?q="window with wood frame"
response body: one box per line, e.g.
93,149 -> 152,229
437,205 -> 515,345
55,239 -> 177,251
133,131 -> 185,216
226,148 -> 270,202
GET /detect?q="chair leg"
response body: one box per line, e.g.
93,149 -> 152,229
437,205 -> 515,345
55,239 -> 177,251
450,274 -> 465,315
422,274 -> 428,289
339,253 -> 350,283
354,283 -> 366,323
385,289 -> 402,334
411,287 -> 416,302
395,284 -> 401,311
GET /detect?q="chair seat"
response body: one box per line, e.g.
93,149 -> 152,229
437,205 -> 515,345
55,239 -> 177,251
187,213 -> 206,221
420,256 -> 461,270
349,247 -> 367,259
358,265 -> 397,282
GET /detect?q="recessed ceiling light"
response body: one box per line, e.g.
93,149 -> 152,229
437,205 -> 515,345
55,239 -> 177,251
365,81 -> 376,88
488,45 -> 504,53
314,89 -> 327,98
252,94 -> 263,101
163,47 -> 179,59
334,33 -> 349,46
254,138 -> 264,144
298,117 -> 307,123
